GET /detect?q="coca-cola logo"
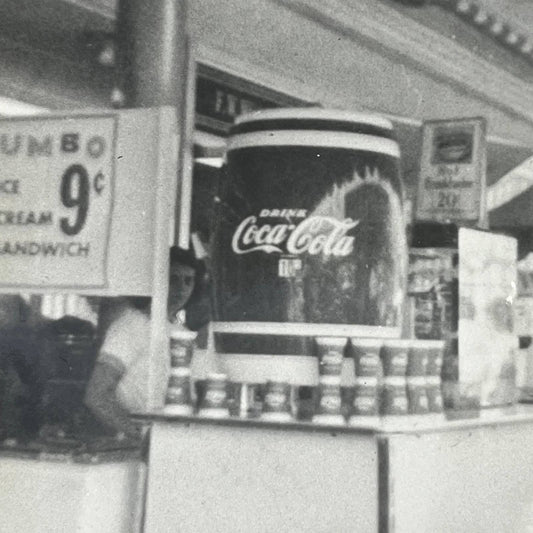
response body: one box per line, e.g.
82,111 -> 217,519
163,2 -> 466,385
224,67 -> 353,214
231,209 -> 359,257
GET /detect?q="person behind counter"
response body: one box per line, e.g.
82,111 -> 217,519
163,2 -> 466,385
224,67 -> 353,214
0,321 -> 43,440
84,246 -> 207,438
0,295 -> 53,440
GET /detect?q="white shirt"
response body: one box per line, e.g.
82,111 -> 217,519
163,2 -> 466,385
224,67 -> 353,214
98,306 -> 184,413
98,304 -> 218,412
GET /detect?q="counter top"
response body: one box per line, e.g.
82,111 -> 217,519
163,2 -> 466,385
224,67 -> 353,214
0,437 -> 142,463
134,403 -> 533,437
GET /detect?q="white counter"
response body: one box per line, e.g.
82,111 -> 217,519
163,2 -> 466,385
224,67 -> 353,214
0,447 -> 146,533
139,404 -> 533,532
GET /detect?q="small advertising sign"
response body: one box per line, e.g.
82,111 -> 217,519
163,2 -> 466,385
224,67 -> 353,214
0,107 -> 178,295
416,117 -> 487,226
0,114 -> 116,288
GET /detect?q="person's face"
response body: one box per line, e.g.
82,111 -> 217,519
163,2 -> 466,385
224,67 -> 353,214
167,263 -> 195,321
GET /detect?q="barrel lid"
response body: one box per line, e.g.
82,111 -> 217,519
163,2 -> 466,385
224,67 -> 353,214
233,107 -> 394,130
228,107 -> 399,156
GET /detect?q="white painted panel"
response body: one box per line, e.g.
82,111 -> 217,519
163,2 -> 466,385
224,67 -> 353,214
389,422 -> 533,532
0,457 -> 145,533
144,421 -> 378,533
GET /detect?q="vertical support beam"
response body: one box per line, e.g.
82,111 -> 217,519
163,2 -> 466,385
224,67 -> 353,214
115,0 -> 192,248
176,39 -> 196,249
378,435 -> 394,533
115,0 -> 188,110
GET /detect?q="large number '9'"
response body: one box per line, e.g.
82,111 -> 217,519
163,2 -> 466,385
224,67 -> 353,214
60,164 -> 89,236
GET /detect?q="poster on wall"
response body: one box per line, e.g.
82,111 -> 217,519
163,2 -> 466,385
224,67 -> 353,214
416,117 -> 487,227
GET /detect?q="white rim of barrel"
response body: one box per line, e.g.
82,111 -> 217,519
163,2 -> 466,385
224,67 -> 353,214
233,107 -> 394,130
211,321 -> 400,338
227,131 -> 400,158
227,107 -> 399,157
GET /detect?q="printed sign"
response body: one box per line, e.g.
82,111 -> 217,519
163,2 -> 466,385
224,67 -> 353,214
458,228 -> 517,406
416,117 -> 487,226
195,65 -> 306,135
231,210 -> 358,257
0,114 -> 116,288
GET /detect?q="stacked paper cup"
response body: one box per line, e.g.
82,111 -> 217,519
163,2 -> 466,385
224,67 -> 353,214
406,341 -> 430,415
197,373 -> 230,418
164,329 -> 197,415
261,381 -> 293,422
349,338 -> 383,425
380,339 -> 409,416
424,340 -> 445,414
312,337 -> 346,426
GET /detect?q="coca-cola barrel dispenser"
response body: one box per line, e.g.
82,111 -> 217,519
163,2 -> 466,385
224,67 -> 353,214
212,108 -> 408,358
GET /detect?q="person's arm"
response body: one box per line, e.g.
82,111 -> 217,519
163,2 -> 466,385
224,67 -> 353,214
84,359 -> 140,438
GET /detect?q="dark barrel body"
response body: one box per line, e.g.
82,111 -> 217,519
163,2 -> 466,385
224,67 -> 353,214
212,109 -> 408,355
